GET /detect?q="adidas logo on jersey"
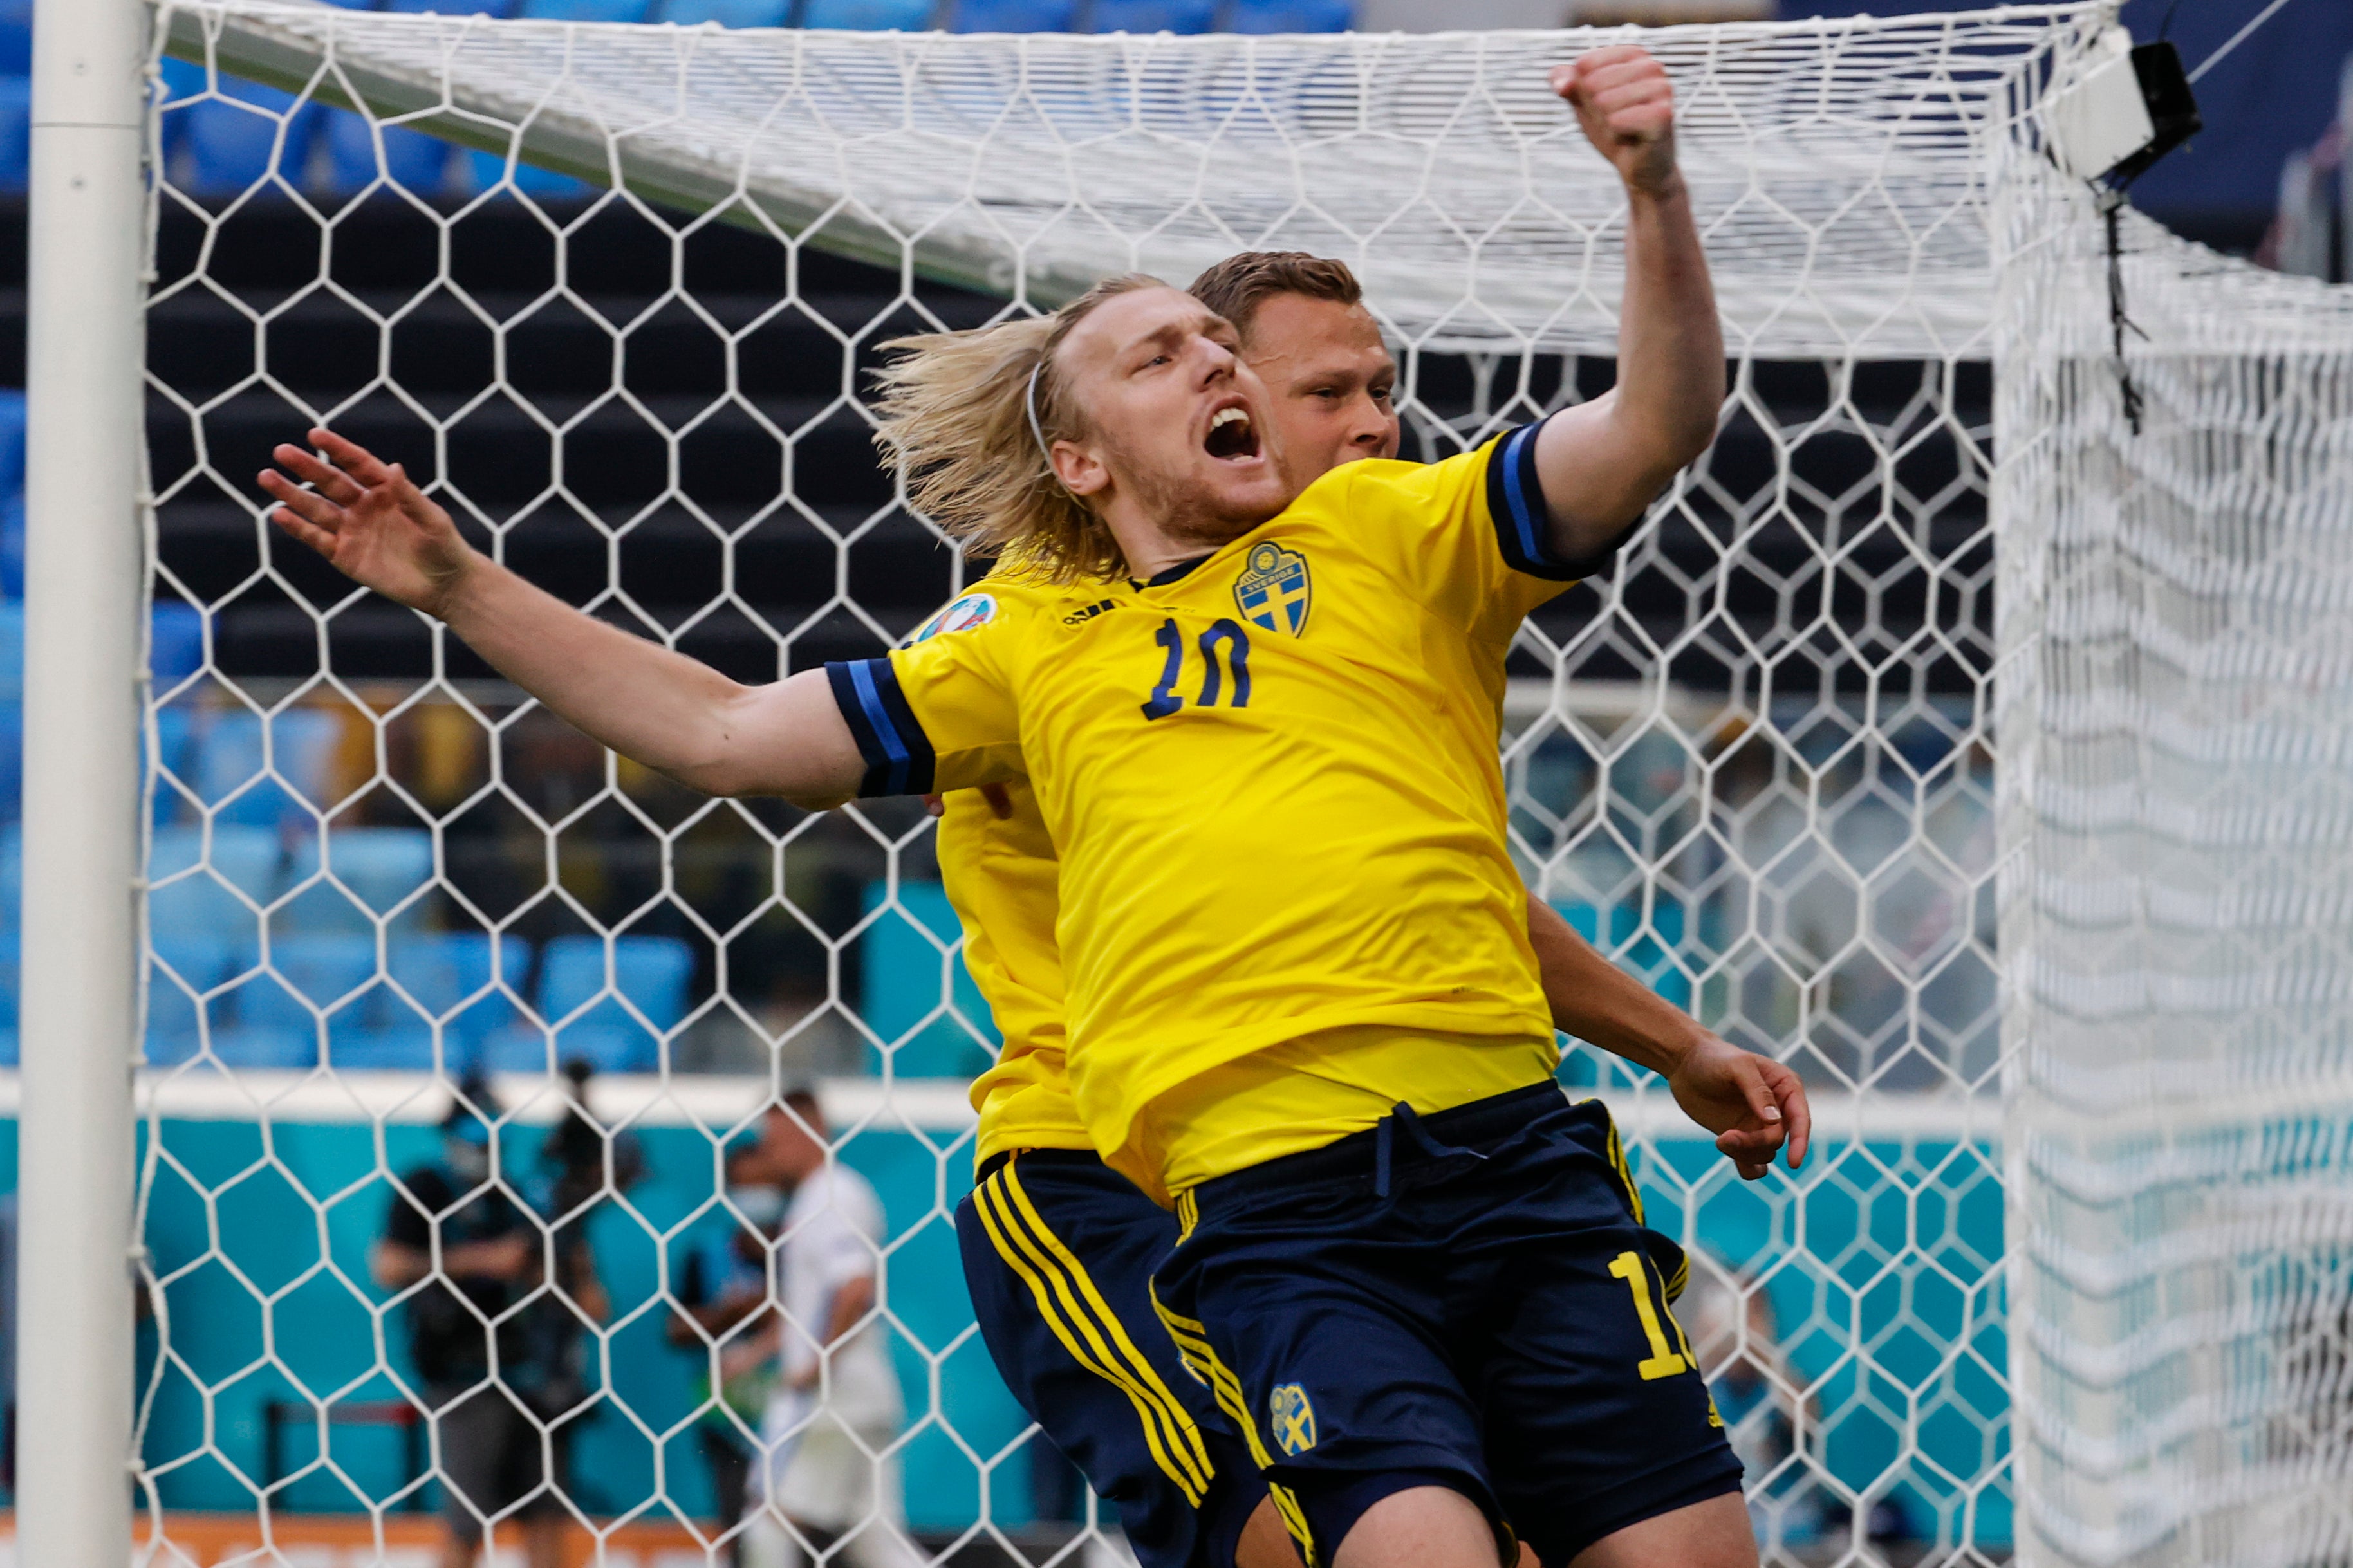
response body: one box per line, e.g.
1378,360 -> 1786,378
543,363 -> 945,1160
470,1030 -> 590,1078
1062,598 -> 1119,625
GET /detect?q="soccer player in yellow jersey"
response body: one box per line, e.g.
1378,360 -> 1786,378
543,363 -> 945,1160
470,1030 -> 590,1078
259,44 -> 1778,1568
938,252 -> 1810,1568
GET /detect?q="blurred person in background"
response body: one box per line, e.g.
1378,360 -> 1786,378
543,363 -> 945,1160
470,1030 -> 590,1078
670,1143 -> 788,1565
732,1089 -> 919,1568
375,1076 -> 604,1568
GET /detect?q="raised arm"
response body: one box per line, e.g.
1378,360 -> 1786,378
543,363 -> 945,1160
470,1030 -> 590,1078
1527,894 -> 1808,1180
261,430 -> 866,807
1534,46 -> 1725,565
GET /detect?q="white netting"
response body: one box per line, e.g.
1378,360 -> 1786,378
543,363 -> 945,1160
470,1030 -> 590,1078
109,3 -> 2351,1566
1998,204 -> 2353,1568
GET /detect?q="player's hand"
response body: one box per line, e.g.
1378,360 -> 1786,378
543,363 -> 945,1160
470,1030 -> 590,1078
1551,45 -> 1680,198
1665,1036 -> 1810,1181
260,428 -> 478,618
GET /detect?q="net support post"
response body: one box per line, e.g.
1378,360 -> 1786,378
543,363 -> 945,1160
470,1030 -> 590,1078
17,0 -> 149,1558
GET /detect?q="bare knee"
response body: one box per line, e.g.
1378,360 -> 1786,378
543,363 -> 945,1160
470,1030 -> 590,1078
1567,1491 -> 1755,1568
1332,1484 -> 1498,1568
1238,1496 -> 1307,1568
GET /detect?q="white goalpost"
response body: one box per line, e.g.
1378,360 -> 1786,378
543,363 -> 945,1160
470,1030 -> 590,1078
10,1 -> 2353,1565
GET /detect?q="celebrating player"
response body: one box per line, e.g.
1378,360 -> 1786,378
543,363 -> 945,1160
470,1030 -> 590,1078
261,45 -> 1773,1568
937,248 -> 1808,1568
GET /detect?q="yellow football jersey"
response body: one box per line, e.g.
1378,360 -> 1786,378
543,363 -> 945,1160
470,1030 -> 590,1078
912,580 -> 1094,1167
826,427 -> 1594,1201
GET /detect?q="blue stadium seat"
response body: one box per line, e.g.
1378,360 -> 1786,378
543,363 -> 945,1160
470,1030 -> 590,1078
194,706 -> 342,832
383,932 -> 534,1067
0,699 -> 19,824
526,932 -> 693,1074
0,78 -> 28,196
323,109 -> 454,196
663,0 -> 792,21
1,496 -> 23,602
0,0 -> 30,75
281,826 -> 435,934
1090,0 -> 1213,31
0,822 -> 16,933
177,78 -> 325,197
951,0 -> 1077,31
149,823 -> 279,948
516,0 -> 651,17
0,602 -> 17,701
151,602 -> 208,691
0,927 -> 15,1031
209,1024 -> 313,1070
237,932 -> 380,1039
147,935 -> 234,1067
801,0 -> 936,24
1224,0 -> 1350,30
0,387 -> 25,502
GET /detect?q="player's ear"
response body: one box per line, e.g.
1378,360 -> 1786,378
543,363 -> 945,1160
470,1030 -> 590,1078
1052,439 -> 1110,499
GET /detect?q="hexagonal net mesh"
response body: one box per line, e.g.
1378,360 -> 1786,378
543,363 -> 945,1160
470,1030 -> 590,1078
112,3 -> 2349,1566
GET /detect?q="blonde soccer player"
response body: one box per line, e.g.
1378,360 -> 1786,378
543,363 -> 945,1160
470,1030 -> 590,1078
261,46 -> 1782,1568
936,250 -> 1808,1568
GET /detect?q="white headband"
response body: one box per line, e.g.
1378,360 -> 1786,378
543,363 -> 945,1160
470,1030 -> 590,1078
1026,359 -> 1066,492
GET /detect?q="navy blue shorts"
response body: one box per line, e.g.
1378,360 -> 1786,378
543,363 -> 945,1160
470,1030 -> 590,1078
1150,1084 -> 1742,1568
956,1148 -> 1267,1568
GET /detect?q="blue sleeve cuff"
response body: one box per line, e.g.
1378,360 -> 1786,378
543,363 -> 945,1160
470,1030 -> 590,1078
825,658 -> 936,798
1483,418 -> 1635,582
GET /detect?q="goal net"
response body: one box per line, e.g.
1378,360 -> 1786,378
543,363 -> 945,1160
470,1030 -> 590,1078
112,3 -> 2353,1565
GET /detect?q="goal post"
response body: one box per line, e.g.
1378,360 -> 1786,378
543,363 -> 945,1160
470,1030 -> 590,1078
15,2 -> 2350,1565
17,0 -> 149,1564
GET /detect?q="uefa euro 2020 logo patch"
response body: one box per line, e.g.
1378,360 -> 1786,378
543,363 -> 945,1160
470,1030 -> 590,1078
1234,542 -> 1311,636
1269,1383 -> 1317,1456
908,591 -> 997,646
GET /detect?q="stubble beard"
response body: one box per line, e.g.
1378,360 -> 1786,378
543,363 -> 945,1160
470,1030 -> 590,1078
1108,429 -> 1283,560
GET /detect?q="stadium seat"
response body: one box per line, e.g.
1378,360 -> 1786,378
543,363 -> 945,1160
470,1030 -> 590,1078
951,0 -> 1078,32
663,0 -> 792,22
0,927 -> 15,1031
384,932 -> 534,1066
151,602 -> 208,691
149,823 -> 280,948
517,0 -> 652,17
529,932 -> 693,1073
323,109 -> 454,196
237,933 -> 380,1038
177,78 -> 325,197
281,825 -> 436,935
0,602 -> 16,701
194,706 -> 343,833
0,0 -> 30,75
147,935 -> 234,1067
801,0 -> 936,24
209,1024 -> 314,1070
1223,0 -> 1350,31
1089,0 -> 1214,31
0,78 -> 28,197
0,822 -> 16,933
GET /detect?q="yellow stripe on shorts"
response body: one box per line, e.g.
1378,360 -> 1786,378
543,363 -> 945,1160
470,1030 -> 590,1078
973,1167 -> 1214,1502
1148,1287 -> 1319,1563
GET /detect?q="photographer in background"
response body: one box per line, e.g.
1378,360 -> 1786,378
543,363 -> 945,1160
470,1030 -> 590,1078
375,1075 -> 608,1568
669,1143 -> 788,1565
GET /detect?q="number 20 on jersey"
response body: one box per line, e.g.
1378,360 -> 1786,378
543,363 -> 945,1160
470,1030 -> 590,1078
1142,617 -> 1253,721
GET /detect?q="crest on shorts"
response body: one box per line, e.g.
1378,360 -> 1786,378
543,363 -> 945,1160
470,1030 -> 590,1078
1269,1383 -> 1317,1456
908,592 -> 998,645
1234,542 -> 1311,636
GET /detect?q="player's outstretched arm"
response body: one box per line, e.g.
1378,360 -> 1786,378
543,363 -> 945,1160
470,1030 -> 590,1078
1526,895 -> 1809,1180
261,429 -> 866,808
1534,46 -> 1725,564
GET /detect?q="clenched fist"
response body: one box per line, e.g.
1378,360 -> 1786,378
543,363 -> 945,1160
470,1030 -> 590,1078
1552,44 -> 1681,198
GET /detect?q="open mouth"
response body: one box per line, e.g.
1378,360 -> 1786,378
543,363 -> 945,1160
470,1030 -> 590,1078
1205,406 -> 1260,463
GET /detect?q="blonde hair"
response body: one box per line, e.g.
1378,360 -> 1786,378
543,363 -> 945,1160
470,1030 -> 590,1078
870,274 -> 1162,584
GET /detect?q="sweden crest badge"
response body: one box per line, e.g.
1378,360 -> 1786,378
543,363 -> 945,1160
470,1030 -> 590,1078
1234,542 -> 1311,636
1269,1383 -> 1317,1456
